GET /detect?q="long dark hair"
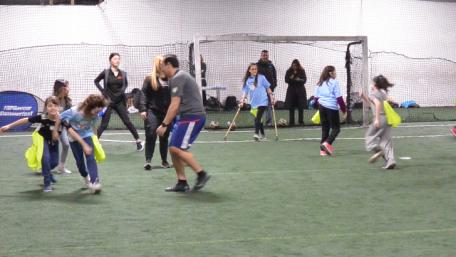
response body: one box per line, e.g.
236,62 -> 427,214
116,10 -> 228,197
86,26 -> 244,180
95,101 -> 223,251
288,59 -> 304,73
53,79 -> 72,109
373,75 -> 394,92
243,63 -> 258,88
317,65 -> 335,86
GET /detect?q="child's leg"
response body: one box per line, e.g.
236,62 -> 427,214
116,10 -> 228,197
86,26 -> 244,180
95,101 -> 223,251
49,142 -> 59,171
254,113 -> 261,135
69,141 -> 88,178
59,127 -> 70,168
365,124 -> 381,152
319,106 -> 330,144
380,125 -> 395,165
41,141 -> 53,187
326,109 -> 340,144
256,106 -> 267,135
83,137 -> 99,184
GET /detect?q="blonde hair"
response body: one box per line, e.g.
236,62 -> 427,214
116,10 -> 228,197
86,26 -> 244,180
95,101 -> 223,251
150,55 -> 164,91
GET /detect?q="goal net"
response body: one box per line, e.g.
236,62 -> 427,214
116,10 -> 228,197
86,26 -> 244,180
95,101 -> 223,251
191,34 -> 369,126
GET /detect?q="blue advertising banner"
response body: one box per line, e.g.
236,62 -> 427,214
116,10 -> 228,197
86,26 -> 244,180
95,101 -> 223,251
0,91 -> 39,131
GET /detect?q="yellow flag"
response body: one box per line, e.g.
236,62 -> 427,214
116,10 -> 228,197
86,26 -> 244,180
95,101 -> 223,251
92,135 -> 106,163
311,111 -> 321,125
383,101 -> 401,127
24,130 -> 44,172
250,108 -> 258,117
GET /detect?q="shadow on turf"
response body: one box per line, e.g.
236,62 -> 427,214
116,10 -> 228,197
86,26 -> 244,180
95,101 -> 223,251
14,188 -> 102,204
173,191 -> 225,203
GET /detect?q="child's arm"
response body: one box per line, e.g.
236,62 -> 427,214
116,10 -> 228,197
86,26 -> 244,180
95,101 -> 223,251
0,117 -> 30,133
359,88 -> 375,106
65,125 -> 93,155
239,92 -> 247,107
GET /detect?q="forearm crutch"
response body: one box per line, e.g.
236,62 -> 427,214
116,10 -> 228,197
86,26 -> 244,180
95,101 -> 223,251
271,103 -> 279,141
224,106 -> 241,141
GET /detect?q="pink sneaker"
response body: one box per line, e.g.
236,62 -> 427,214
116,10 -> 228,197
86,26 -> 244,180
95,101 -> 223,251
320,150 -> 328,156
451,127 -> 456,137
321,142 -> 334,156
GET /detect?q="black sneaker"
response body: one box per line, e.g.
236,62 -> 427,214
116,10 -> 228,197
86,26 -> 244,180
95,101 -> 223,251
165,183 -> 190,192
161,161 -> 171,169
136,141 -> 144,151
193,172 -> 211,191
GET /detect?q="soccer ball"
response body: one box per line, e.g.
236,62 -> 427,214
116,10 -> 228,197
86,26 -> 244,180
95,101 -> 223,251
209,120 -> 220,129
278,118 -> 287,127
226,121 -> 236,131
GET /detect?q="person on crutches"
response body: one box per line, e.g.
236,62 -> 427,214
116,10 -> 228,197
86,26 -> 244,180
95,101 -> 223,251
239,63 -> 275,141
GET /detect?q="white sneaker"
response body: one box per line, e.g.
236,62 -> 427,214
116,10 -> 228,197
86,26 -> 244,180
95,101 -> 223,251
253,134 -> 260,141
43,185 -> 53,192
83,175 -> 91,189
259,133 -> 266,141
90,182 -> 102,194
57,167 -> 72,174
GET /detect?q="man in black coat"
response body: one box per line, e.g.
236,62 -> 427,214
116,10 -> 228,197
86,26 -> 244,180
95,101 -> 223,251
257,50 -> 277,125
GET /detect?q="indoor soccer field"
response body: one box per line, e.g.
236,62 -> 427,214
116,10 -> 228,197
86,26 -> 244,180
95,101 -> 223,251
1,0 -> 456,257
0,122 -> 455,257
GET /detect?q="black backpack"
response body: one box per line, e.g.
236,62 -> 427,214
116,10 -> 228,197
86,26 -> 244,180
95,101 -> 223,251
224,96 -> 237,111
206,96 -> 222,110
130,88 -> 142,109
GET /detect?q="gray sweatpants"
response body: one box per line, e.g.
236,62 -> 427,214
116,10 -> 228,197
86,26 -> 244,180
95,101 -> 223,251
365,115 -> 395,166
59,127 -> 70,165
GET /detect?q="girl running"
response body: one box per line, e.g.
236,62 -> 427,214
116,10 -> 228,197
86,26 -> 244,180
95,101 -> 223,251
360,75 -> 396,169
0,96 -> 61,192
314,66 -> 347,156
59,94 -> 107,193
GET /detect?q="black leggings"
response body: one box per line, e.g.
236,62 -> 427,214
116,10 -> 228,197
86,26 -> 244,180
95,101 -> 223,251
255,106 -> 267,135
97,101 -> 139,140
319,105 -> 340,145
144,111 -> 169,162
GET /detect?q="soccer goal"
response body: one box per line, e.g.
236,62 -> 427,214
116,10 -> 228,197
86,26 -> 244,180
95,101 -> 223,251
191,34 -> 369,125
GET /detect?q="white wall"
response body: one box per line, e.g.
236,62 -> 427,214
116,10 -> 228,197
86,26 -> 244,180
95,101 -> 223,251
0,0 -> 455,106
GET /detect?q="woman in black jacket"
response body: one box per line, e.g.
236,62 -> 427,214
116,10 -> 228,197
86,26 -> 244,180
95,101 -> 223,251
94,52 -> 143,151
138,55 -> 171,170
284,59 -> 307,126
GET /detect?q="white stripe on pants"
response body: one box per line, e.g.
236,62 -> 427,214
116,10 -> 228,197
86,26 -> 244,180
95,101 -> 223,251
181,122 -> 195,149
